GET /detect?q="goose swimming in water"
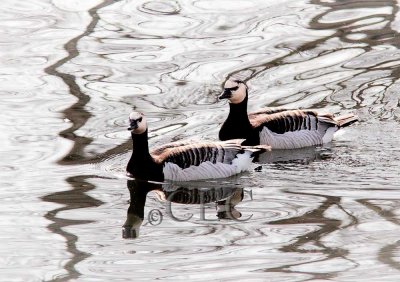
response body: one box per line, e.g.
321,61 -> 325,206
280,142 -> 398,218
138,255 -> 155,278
126,111 -> 270,182
218,79 -> 359,149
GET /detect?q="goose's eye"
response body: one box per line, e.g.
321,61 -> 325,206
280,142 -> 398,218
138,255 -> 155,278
227,86 -> 239,92
137,117 -> 143,123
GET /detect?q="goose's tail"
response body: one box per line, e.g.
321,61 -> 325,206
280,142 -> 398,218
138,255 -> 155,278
334,114 -> 359,128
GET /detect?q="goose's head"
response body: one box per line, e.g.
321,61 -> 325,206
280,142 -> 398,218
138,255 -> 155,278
128,111 -> 147,134
219,79 -> 247,104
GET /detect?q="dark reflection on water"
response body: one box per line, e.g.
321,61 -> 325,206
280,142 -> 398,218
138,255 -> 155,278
123,180 -> 244,239
258,146 -> 332,165
266,191 -> 358,280
41,175 -> 104,281
44,0 -> 122,164
311,0 -> 399,47
358,199 -> 400,272
38,1 -> 121,280
229,0 -> 400,120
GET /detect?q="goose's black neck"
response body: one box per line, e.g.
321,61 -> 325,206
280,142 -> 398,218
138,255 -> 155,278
219,92 -> 255,143
228,93 -> 250,120
127,130 -> 164,182
130,129 -> 152,159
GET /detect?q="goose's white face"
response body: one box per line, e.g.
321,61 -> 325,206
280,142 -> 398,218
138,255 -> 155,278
219,80 -> 247,104
128,112 -> 147,134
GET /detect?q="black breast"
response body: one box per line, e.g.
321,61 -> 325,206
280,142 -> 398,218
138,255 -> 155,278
127,131 -> 164,182
127,160 -> 164,182
219,96 -> 259,145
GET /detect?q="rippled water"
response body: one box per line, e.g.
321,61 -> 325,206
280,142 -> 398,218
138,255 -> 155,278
1,0 -> 400,281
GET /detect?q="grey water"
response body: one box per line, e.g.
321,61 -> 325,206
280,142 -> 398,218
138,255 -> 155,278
1,0 -> 400,281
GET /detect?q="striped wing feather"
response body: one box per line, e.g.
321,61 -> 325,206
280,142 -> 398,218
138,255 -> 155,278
249,110 -> 336,133
248,107 -> 295,118
248,110 -> 342,149
151,139 -> 245,169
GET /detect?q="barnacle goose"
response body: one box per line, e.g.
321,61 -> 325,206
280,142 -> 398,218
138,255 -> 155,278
126,111 -> 270,182
218,79 -> 358,149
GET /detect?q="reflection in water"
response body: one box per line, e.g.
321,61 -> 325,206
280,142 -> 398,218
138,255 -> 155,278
44,0 -> 122,164
41,175 -> 104,281
122,180 -> 150,239
357,199 -> 400,272
123,179 -> 244,239
40,0 -> 121,280
258,146 -> 331,165
310,0 -> 400,120
266,191 -> 358,280
229,0 -> 400,120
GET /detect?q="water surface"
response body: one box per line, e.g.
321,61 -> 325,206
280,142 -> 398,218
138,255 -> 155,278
1,0 -> 400,281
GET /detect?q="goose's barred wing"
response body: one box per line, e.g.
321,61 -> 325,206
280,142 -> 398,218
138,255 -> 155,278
249,110 -> 336,133
248,107 -> 296,118
151,139 -> 246,169
150,140 -> 194,157
248,110 -> 346,149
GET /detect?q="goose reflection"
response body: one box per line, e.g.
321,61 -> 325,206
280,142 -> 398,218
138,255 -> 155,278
122,179 -> 245,239
257,145 -> 332,165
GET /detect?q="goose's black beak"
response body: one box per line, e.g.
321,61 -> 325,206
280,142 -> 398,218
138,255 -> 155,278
218,89 -> 232,100
127,120 -> 138,131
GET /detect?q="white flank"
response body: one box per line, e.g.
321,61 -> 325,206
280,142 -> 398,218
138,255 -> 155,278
322,126 -> 338,143
163,151 -> 254,181
259,127 -> 326,149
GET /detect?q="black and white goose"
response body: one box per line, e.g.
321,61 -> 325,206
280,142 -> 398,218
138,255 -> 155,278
126,111 -> 270,182
218,79 -> 359,149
